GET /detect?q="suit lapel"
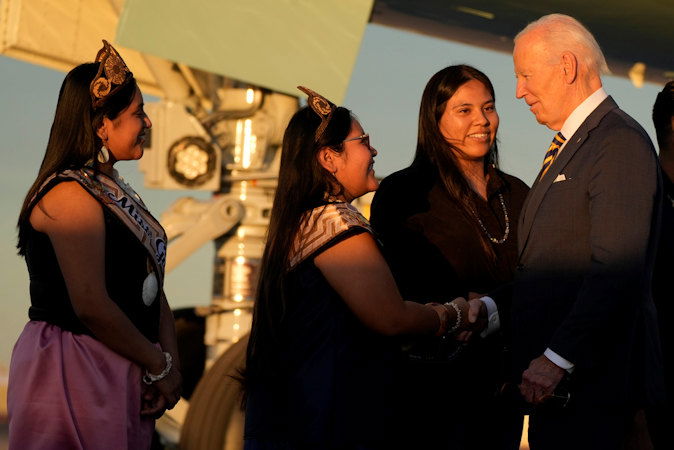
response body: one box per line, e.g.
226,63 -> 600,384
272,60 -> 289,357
518,96 -> 619,258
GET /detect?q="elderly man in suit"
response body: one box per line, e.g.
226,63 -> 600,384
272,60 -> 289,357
502,13 -> 665,449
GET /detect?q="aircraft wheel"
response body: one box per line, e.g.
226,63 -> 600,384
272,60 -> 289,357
179,334 -> 248,450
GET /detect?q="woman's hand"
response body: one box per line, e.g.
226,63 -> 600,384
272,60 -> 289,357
153,366 -> 182,411
140,384 -> 166,418
140,365 -> 182,417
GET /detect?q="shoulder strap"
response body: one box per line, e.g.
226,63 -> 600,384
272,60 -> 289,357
288,202 -> 372,269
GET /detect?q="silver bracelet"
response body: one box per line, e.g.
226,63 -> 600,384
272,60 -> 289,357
444,301 -> 462,333
143,352 -> 173,385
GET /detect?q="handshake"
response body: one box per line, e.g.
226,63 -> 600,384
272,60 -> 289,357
426,292 -> 489,341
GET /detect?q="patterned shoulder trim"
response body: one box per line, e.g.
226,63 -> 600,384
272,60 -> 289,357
288,202 -> 372,269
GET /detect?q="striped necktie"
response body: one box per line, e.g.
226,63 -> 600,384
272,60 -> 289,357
540,132 -> 566,179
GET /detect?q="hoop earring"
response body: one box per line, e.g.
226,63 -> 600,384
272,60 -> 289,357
97,145 -> 110,163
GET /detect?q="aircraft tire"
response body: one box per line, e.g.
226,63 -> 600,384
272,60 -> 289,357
179,334 -> 248,450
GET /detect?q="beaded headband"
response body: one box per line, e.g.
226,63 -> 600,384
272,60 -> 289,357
297,86 -> 335,142
90,40 -> 134,109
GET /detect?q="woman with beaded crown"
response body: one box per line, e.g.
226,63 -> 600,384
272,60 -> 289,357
8,40 -> 181,449
370,65 -> 529,449
243,87 -> 474,449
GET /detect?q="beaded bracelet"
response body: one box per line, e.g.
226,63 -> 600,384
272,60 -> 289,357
444,301 -> 462,333
143,352 -> 173,385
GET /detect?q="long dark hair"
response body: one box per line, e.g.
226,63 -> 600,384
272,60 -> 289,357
243,105 -> 353,394
17,62 -> 138,255
413,64 -> 499,258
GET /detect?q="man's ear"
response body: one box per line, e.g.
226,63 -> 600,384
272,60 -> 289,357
316,147 -> 338,174
561,51 -> 578,84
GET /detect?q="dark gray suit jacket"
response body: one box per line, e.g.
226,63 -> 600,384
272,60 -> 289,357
511,96 -> 665,407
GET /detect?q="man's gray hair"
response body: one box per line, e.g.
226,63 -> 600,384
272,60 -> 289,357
515,14 -> 609,75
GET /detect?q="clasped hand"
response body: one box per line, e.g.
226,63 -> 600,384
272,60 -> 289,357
453,292 -> 488,342
519,355 -> 565,404
141,365 -> 182,418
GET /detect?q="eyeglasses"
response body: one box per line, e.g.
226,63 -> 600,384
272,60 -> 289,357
343,133 -> 370,148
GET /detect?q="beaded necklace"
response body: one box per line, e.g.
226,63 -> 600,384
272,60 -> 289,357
470,192 -> 510,245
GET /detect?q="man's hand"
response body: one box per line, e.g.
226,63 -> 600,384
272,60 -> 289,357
467,297 -> 487,325
519,354 -> 565,404
455,296 -> 488,341
467,291 -> 483,300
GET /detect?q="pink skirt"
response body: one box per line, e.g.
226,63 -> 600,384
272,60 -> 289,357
8,321 -> 154,449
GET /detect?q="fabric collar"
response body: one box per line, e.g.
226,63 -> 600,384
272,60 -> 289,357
288,202 -> 372,269
559,87 -> 608,150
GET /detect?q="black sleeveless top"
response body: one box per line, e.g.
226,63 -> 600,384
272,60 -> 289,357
244,203 -> 400,447
22,177 -> 160,341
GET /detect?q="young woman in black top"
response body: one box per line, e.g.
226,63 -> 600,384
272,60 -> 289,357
9,41 -> 181,449
370,65 -> 529,450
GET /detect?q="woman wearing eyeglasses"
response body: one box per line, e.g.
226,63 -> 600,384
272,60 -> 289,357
370,65 -> 530,449
242,87 -> 473,450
